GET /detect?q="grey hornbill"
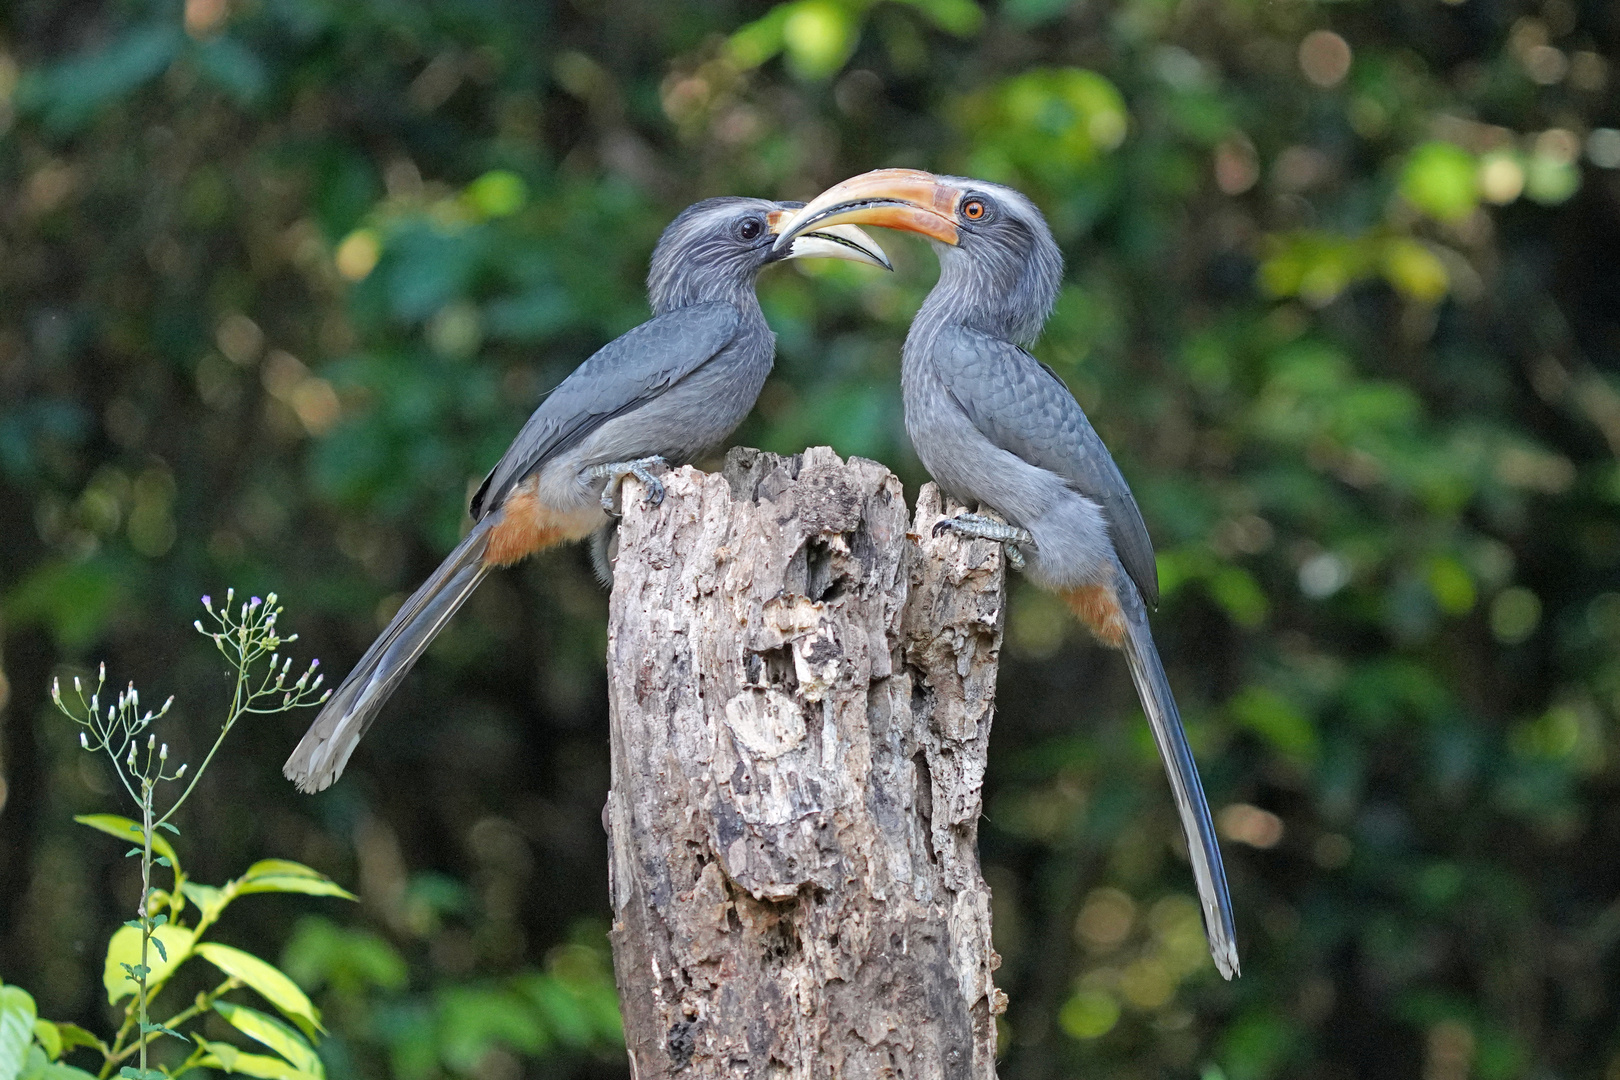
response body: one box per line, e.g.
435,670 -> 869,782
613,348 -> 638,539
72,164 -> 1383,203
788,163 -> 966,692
774,170 -> 1240,979
283,198 -> 889,794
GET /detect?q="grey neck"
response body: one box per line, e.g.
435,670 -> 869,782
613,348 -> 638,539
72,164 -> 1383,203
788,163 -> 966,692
906,234 -> 1061,360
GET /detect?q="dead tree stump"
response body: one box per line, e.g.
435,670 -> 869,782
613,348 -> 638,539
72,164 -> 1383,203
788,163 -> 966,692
603,446 -> 1007,1079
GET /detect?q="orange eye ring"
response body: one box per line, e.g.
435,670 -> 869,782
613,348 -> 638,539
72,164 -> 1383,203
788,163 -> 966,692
961,198 -> 986,221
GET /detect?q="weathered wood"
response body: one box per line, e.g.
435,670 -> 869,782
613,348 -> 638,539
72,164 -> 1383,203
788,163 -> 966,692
603,446 -> 1007,1079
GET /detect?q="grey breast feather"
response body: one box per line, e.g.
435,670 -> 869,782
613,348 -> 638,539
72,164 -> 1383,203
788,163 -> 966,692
931,324 -> 1160,606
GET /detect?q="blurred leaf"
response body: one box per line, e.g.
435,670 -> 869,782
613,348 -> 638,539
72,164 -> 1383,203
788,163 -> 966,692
197,1040 -> 319,1080
1058,989 -> 1119,1039
782,1 -> 858,80
102,925 -> 195,1004
280,918 -> 408,997
213,1002 -> 323,1078
1219,1009 -> 1298,1080
19,1045 -> 98,1080
893,0 -> 984,35
36,1026 -> 102,1062
27,1022 -> 57,1064
963,68 -> 1128,186
1228,686 -> 1318,766
435,987 -> 546,1072
0,984 -> 37,1080
193,36 -> 269,106
196,945 -> 324,1036
463,171 -> 528,220
1381,238 -> 1450,303
18,25 -> 182,133
1400,142 -> 1479,224
1524,153 -> 1580,205
6,561 -> 128,649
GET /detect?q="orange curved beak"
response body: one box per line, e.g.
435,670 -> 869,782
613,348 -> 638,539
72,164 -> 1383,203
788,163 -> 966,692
771,169 -> 965,254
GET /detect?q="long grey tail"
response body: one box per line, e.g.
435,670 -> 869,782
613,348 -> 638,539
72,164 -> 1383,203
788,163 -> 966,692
1118,583 -> 1241,979
283,521 -> 493,793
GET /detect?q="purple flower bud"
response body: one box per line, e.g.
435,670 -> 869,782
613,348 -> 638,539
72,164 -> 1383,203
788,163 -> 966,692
202,595 -> 212,610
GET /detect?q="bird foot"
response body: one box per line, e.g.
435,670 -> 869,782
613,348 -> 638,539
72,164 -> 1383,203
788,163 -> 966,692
932,513 -> 1033,569
590,456 -> 668,514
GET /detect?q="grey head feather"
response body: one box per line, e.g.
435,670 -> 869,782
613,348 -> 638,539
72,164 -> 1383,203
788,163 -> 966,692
925,177 -> 1064,348
647,197 -> 784,314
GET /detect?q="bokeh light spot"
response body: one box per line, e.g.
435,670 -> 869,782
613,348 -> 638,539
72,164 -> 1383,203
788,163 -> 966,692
335,229 -> 381,282
1298,31 -> 1352,88
1059,989 -> 1120,1039
1218,803 -> 1285,848
1491,587 -> 1541,643
1075,888 -> 1136,951
1478,152 -> 1525,203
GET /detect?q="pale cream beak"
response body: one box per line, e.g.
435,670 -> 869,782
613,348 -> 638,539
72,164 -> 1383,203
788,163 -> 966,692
772,169 -> 965,254
766,209 -> 892,270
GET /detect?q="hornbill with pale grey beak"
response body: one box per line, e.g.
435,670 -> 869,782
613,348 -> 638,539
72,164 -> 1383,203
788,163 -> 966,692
774,170 -> 1240,979
284,198 -> 889,794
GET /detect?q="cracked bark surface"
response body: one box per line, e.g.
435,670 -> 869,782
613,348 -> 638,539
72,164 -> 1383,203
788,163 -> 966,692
603,446 -> 1007,1079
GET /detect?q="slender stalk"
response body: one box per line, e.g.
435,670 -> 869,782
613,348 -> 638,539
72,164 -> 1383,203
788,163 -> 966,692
138,781 -> 154,1078
157,661 -> 247,827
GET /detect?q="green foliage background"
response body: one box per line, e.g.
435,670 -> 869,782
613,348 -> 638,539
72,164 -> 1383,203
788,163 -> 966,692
2,0 -> 1618,1076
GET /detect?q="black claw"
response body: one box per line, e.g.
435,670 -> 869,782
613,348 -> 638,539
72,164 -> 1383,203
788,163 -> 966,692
932,518 -> 956,538
644,479 -> 665,507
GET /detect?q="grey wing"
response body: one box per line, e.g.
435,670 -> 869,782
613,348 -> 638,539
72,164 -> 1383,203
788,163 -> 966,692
935,325 -> 1160,606
471,302 -> 741,518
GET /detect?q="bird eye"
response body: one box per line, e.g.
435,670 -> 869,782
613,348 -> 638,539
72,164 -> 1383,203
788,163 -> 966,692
961,198 -> 987,221
737,218 -> 764,240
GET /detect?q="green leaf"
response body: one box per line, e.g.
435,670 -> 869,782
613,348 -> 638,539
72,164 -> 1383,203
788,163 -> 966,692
26,1055 -> 98,1080
117,1068 -> 166,1080
241,861 -> 326,882
197,1040 -> 320,1080
180,882 -> 228,926
29,1021 -> 59,1063
234,862 -> 355,902
234,878 -> 356,902
138,1021 -> 183,1042
1,984 -> 39,1080
213,1003 -> 322,1079
156,823 -> 180,835
75,816 -> 181,878
102,925 -> 196,1004
195,945 -> 324,1036
40,1026 -> 104,1060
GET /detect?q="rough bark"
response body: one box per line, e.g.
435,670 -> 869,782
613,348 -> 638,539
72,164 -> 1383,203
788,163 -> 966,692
603,446 -> 1007,1079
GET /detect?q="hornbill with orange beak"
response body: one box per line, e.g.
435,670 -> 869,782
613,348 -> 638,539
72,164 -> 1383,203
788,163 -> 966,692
774,170 -> 1239,978
283,198 -> 889,794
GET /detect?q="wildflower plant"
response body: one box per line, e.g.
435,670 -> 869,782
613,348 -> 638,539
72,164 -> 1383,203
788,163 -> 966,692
0,592 -> 352,1080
